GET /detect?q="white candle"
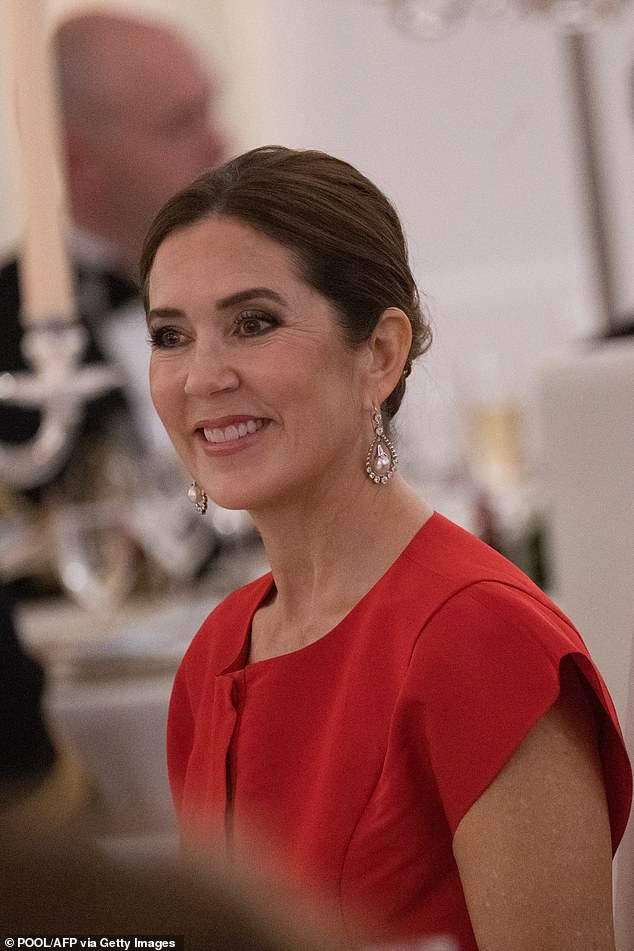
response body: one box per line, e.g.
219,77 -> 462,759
5,0 -> 75,325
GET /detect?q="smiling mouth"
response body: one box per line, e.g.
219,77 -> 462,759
202,419 -> 265,444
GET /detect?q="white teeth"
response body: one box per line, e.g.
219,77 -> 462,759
203,419 -> 264,444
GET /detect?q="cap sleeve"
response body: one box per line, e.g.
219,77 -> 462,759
405,581 -> 632,848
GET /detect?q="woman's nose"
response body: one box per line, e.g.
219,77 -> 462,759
184,345 -> 239,397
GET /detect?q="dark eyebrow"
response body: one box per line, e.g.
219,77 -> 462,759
146,307 -> 184,326
147,288 -> 286,326
216,287 -> 286,310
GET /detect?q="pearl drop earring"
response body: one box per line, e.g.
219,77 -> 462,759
188,480 -> 208,514
366,407 -> 398,484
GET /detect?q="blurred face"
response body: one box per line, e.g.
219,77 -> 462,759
74,28 -> 228,260
147,217 -> 371,513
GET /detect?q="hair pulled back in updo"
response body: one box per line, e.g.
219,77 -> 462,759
140,146 -> 432,420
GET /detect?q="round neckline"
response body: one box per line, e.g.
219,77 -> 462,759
238,510 -> 441,675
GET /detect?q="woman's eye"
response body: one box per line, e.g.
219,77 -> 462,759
234,312 -> 278,337
148,327 -> 186,349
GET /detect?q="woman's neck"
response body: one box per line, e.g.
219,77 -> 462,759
250,473 -> 433,630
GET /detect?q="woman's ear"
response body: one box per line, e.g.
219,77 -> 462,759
363,307 -> 412,409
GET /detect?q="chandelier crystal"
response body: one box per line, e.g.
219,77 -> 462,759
385,0 -> 631,38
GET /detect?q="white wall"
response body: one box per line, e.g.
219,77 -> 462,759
584,18 -> 634,318
2,0 -> 633,475
243,1 -> 604,472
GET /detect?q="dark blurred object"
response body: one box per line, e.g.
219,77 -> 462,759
603,315 -> 634,339
0,826 -> 357,951
474,489 -> 550,590
0,585 -> 98,830
0,258 -> 138,453
0,585 -> 56,787
0,258 -> 141,600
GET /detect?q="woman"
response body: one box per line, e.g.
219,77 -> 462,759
140,146 -> 631,950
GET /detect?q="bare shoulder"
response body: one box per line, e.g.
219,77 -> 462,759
453,659 -> 616,951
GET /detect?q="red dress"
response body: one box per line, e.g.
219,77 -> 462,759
167,513 -> 632,947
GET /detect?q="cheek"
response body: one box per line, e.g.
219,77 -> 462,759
149,360 -> 180,427
293,361 -> 365,437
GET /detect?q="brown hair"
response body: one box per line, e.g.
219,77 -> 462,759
140,146 -> 431,420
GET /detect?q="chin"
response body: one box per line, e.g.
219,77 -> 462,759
203,470 -> 295,516
208,492 -> 255,512
204,479 -> 269,514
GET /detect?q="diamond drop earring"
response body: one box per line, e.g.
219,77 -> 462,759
187,480 -> 208,515
366,407 -> 398,484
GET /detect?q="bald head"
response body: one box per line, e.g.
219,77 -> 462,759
53,12 -> 228,271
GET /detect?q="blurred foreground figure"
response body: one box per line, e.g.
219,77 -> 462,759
0,12 -> 228,600
0,827 -> 357,951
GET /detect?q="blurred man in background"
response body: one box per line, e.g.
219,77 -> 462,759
57,12 -> 226,278
0,12 -> 229,601
1,10 -> 228,820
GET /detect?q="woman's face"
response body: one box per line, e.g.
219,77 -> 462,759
147,216 -> 371,512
